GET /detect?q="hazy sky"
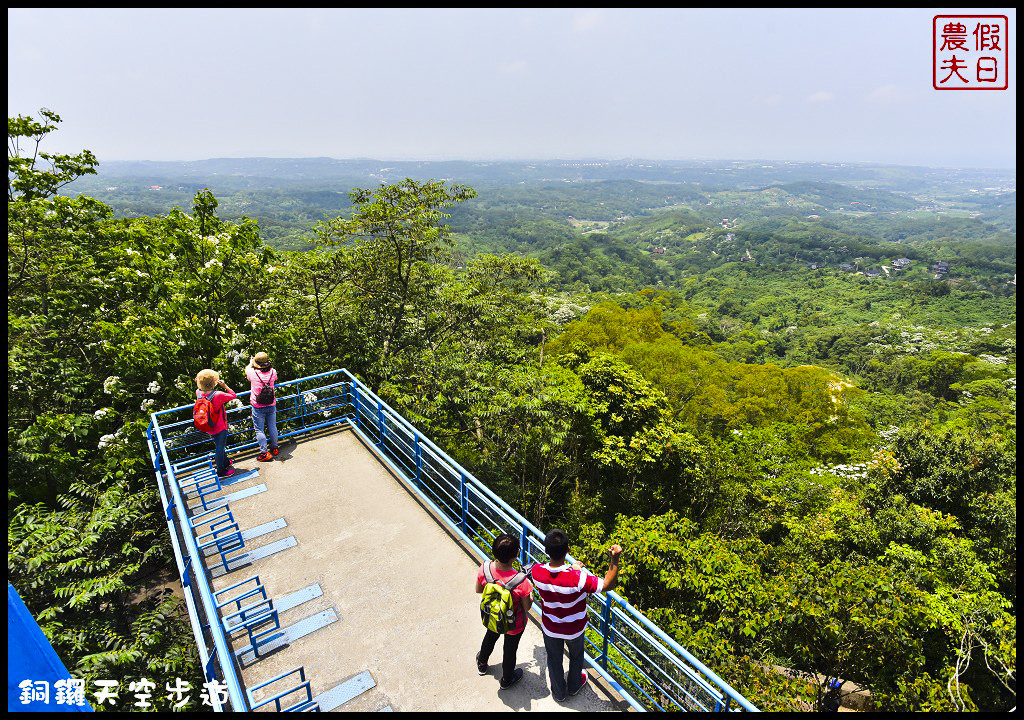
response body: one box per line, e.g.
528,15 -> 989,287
7,8 -> 1017,169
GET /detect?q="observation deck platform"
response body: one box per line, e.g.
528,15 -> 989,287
147,368 -> 757,712
207,427 -> 624,712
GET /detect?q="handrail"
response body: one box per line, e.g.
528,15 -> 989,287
149,367 -> 758,712
143,425 -> 223,710
337,369 -> 758,712
148,420 -> 250,711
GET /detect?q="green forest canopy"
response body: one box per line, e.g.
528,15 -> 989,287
8,110 -> 1016,711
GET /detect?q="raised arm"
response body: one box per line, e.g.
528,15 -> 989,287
602,545 -> 622,592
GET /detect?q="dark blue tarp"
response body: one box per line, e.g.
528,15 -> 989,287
7,583 -> 92,712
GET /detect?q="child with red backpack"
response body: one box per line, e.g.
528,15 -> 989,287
194,369 -> 237,478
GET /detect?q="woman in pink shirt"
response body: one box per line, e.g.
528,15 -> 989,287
245,352 -> 279,462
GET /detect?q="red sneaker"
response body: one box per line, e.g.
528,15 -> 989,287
257,451 -> 273,462
270,446 -> 279,457
569,671 -> 588,696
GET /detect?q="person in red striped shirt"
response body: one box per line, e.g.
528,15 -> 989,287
530,528 -> 622,702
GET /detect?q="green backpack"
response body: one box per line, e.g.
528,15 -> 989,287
480,561 -> 528,634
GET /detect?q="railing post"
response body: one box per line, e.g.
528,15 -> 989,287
299,384 -> 307,428
414,433 -> 422,488
377,400 -> 384,446
600,596 -> 612,669
520,523 -> 530,568
182,557 -> 192,589
459,472 -> 468,532
352,383 -> 360,430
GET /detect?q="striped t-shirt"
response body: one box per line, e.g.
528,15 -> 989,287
530,562 -> 603,640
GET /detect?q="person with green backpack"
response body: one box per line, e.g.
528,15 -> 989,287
474,533 -> 533,690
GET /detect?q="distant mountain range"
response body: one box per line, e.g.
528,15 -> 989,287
86,157 -> 1015,191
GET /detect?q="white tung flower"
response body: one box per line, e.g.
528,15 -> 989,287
98,434 -> 115,449
141,399 -> 156,411
147,381 -> 161,394
979,354 -> 1007,366
103,376 -> 120,394
94,408 -> 109,420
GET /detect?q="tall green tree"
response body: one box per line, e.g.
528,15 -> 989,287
9,110 -> 205,708
314,178 -> 476,383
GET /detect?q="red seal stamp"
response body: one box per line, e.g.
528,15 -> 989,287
934,15 -> 1008,90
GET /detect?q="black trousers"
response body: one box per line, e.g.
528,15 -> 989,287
479,628 -> 523,682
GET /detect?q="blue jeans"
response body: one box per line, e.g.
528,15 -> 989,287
543,632 -> 586,700
212,428 -> 230,476
251,405 -> 278,453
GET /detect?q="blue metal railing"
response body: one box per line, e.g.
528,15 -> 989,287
148,368 -> 758,712
146,370 -> 355,712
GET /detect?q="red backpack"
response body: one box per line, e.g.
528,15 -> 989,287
193,390 -> 220,433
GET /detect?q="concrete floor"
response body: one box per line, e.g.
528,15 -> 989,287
205,426 -> 629,712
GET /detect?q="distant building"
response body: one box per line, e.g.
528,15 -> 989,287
649,246 -> 666,255
863,269 -> 881,278
932,261 -> 950,274
808,262 -> 826,269
839,263 -> 855,272
892,258 -> 912,269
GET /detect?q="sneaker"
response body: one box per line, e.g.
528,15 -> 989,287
499,668 -> 523,690
270,446 -> 279,457
475,652 -> 487,676
257,451 -> 273,462
218,467 -> 235,478
569,671 -> 588,696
